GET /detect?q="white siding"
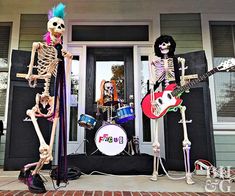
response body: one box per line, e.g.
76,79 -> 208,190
214,134 -> 235,167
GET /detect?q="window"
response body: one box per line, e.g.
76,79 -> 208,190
95,60 -> 124,101
69,56 -> 80,141
0,23 -> 11,117
210,22 -> 235,122
140,56 -> 151,142
72,25 -> 149,41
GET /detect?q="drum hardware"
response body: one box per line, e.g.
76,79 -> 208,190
90,144 -> 131,156
129,94 -> 134,108
71,139 -> 89,155
132,136 -> 140,155
106,104 -> 113,123
77,114 -> 97,155
127,140 -> 135,155
89,146 -> 132,156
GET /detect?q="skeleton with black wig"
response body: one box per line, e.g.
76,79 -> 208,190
148,35 -> 194,184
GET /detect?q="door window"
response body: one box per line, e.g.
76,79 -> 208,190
69,56 -> 80,141
140,56 -> 151,142
95,61 -> 124,102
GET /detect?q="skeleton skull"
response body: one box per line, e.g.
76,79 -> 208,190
104,81 -> 114,96
159,42 -> 171,55
47,17 -> 65,43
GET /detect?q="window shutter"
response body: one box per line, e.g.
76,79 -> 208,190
19,14 -> 47,51
0,25 -> 10,60
211,25 -> 234,57
160,13 -> 203,54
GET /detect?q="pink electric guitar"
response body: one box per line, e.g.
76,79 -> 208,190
141,59 -> 235,119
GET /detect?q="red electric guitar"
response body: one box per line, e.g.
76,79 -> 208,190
141,59 -> 235,119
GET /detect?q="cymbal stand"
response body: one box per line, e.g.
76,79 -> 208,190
107,104 -> 113,123
72,135 -> 89,155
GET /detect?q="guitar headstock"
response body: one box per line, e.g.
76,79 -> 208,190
217,58 -> 235,72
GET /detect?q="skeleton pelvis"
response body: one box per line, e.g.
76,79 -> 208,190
35,94 -> 54,117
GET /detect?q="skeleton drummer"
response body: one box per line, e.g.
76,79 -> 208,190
18,3 -> 72,193
143,35 -> 194,184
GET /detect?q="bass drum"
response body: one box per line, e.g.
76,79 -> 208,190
95,124 -> 127,156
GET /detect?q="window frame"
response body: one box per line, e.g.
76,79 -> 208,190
201,13 -> 235,130
0,22 -> 12,121
67,21 -> 152,45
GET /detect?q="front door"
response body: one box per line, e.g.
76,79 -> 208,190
85,47 -> 135,155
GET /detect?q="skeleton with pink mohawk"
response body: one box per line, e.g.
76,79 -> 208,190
18,3 -> 72,193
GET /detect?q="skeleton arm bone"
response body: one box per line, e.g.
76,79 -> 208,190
26,42 -> 43,80
61,48 -> 73,85
149,58 -> 162,88
148,60 -> 161,115
178,57 -> 186,86
62,48 -> 73,59
25,42 -> 53,88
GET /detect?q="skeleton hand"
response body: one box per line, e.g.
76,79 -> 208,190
62,49 -> 73,59
39,144 -> 53,163
178,57 -> 185,65
25,74 -> 38,88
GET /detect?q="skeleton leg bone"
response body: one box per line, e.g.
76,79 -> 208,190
25,94 -> 59,175
179,105 -> 195,184
32,116 -> 59,175
27,109 -> 49,155
151,119 -> 160,181
26,109 -> 50,174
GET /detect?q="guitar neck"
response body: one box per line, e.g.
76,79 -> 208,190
172,67 -> 219,96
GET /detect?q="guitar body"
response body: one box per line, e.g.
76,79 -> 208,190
141,59 -> 235,119
141,84 -> 183,119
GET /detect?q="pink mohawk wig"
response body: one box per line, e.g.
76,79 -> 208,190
43,32 -> 51,45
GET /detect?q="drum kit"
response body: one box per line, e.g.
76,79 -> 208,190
77,83 -> 135,156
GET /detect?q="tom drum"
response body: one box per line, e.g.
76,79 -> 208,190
116,106 -> 135,124
78,114 -> 97,130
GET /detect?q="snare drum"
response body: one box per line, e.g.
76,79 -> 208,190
95,124 -> 127,156
78,114 -> 97,130
116,106 -> 135,124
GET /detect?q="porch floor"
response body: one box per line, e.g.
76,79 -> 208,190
0,169 -> 234,195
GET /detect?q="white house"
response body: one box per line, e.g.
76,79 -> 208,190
0,0 -> 234,170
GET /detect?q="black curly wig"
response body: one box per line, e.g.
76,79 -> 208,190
154,35 -> 176,58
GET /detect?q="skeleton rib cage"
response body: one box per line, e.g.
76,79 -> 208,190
150,58 -> 175,86
33,43 -> 59,96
